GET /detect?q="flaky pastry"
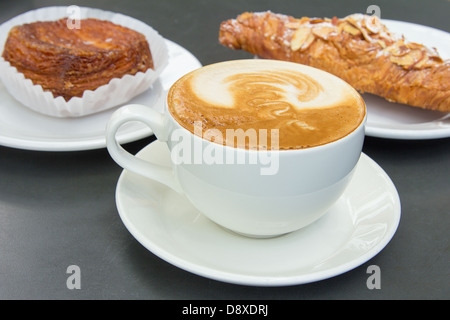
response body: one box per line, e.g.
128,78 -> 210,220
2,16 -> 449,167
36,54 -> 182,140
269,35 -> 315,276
219,11 -> 449,112
2,18 -> 153,101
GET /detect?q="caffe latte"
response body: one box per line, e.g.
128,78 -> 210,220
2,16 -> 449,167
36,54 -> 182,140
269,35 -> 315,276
168,59 -> 365,150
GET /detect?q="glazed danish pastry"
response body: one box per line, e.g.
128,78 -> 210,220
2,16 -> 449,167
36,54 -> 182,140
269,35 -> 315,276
2,18 -> 153,101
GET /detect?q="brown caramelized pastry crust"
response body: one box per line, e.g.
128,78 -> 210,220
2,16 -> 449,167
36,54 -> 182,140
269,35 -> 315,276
219,12 -> 450,112
2,18 -> 153,101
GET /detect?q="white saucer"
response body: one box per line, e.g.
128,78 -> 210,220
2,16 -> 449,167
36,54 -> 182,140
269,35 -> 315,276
0,39 -> 202,151
115,141 -> 401,286
364,20 -> 450,140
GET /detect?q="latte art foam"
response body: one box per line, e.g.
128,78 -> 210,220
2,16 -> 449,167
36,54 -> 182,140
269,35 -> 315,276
168,60 -> 365,150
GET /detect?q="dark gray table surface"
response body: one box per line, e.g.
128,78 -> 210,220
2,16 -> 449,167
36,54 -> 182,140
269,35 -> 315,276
0,0 -> 449,300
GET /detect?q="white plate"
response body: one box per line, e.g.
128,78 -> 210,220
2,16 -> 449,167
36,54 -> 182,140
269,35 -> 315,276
364,20 -> 450,140
0,39 -> 202,151
115,141 -> 401,286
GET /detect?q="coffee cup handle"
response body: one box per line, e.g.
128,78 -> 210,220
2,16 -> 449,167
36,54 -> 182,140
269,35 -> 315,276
106,104 -> 183,194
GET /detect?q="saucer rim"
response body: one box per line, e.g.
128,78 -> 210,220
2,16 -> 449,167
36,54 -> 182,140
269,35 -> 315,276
115,141 -> 401,286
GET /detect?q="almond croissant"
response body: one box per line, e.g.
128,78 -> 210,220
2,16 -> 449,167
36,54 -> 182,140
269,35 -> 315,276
219,11 -> 450,112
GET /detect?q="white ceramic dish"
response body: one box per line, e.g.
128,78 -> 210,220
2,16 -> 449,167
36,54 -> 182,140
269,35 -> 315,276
0,39 -> 201,151
115,141 -> 401,286
364,20 -> 450,140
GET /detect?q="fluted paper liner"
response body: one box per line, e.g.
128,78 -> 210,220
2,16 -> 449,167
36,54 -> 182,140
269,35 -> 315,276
0,6 -> 169,117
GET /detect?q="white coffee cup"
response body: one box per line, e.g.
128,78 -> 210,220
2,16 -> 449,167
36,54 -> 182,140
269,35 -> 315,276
106,60 -> 366,238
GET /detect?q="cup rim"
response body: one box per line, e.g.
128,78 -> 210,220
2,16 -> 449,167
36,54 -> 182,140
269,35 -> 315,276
165,58 -> 367,154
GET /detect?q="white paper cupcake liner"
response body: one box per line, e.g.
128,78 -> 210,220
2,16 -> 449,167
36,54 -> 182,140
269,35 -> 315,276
0,6 -> 169,117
